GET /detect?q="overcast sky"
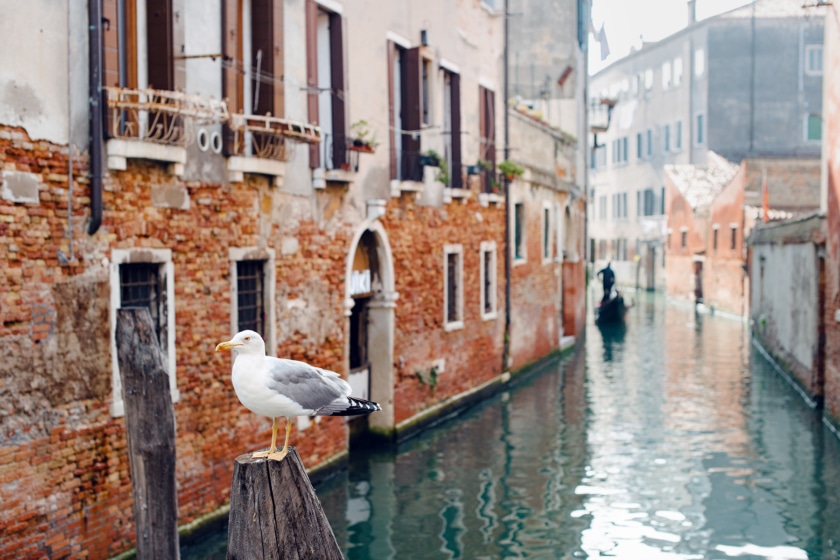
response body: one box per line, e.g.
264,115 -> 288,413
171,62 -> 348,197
589,0 -> 754,73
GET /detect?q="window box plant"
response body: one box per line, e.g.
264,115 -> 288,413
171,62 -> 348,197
498,160 -> 525,182
348,120 -> 377,153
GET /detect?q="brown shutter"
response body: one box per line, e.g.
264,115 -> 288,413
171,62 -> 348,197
387,41 -> 396,179
102,0 -> 120,88
479,85 -> 487,190
251,0 -> 273,115
172,0 -> 186,90
305,0 -> 320,168
450,72 -> 462,189
329,12 -> 346,168
221,0 -> 240,112
272,0 -> 284,118
486,88 -> 496,169
146,0 -> 174,90
403,47 -> 422,181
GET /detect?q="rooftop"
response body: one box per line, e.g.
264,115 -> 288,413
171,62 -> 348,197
665,152 -> 740,209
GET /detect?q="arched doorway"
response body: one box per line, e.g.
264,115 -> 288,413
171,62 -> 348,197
344,218 -> 397,442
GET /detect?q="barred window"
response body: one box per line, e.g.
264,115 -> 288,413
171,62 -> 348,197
120,263 -> 165,344
236,260 -> 266,335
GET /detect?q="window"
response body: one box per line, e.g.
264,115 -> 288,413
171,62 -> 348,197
480,242 -> 498,320
109,248 -> 178,417
806,114 -> 822,142
661,186 -> 665,214
637,190 -> 642,217
641,188 -> 660,216
636,132 -> 643,159
646,129 -> 653,157
514,202 -> 526,261
730,226 -> 737,250
713,226 -> 719,252
806,45 -> 823,76
479,85 -> 497,192
694,48 -> 705,76
229,247 -> 276,352
444,245 -> 464,330
675,120 -> 683,150
696,113 -> 705,145
307,3 -> 347,170
664,124 -> 671,152
543,206 -> 552,261
236,260 -> 266,334
103,0 -> 182,92
673,57 -> 683,86
681,230 -> 687,248
662,61 -> 671,89
442,69 -> 463,187
599,195 -> 607,220
644,69 -> 653,90
388,42 -> 422,181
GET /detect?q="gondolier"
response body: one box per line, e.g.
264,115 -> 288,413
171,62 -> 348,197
597,262 -> 615,303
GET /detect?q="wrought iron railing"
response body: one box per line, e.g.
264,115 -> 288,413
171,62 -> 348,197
227,113 -> 321,161
103,87 -> 228,146
320,134 -> 361,173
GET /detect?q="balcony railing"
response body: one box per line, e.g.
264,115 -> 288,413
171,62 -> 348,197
227,113 -> 321,161
320,134 -> 362,173
103,87 -> 228,145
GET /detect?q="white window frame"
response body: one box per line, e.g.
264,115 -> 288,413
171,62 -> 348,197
480,241 -> 498,321
513,201 -> 527,264
644,68 -> 653,90
229,247 -> 277,356
443,244 -> 464,331
805,44 -> 823,76
109,248 -> 179,418
694,48 -> 705,76
542,203 -> 553,264
662,61 -> 671,90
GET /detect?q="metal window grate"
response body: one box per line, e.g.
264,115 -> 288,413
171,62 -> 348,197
447,253 -> 459,323
237,260 -> 265,335
120,263 -> 163,344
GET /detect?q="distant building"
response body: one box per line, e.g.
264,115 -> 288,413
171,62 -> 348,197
588,0 -> 824,291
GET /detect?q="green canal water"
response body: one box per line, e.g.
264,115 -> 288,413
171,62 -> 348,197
182,292 -> 840,559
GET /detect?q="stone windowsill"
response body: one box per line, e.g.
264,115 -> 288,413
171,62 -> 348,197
478,192 -> 503,207
313,167 -> 356,189
444,187 -> 471,204
106,139 -> 186,176
227,156 -> 286,186
390,179 -> 424,197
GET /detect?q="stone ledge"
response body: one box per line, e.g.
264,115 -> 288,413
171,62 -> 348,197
227,156 -> 286,186
106,139 -> 186,176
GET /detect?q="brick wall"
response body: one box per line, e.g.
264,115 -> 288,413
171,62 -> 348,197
664,174 -> 705,302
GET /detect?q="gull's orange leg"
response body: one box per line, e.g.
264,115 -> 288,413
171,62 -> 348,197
268,417 -> 292,462
253,417 -> 278,458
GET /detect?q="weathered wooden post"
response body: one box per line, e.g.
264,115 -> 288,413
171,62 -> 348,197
115,308 -> 179,560
227,450 -> 344,560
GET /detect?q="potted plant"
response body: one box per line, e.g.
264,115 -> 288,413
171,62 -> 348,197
419,149 -> 442,168
498,160 -> 525,182
349,120 -> 377,153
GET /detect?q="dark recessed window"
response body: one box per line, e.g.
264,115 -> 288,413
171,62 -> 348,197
120,262 -> 165,344
237,260 -> 266,335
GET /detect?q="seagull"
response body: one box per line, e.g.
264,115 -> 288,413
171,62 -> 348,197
216,330 -> 381,461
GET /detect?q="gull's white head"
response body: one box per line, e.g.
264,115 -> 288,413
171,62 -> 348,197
215,330 -> 266,356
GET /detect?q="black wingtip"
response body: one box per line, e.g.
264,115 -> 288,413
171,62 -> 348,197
331,396 -> 381,416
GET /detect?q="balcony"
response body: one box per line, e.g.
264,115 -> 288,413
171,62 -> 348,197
104,87 -> 228,175
227,113 -> 321,185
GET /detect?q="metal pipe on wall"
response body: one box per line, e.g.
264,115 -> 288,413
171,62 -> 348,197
88,0 -> 104,235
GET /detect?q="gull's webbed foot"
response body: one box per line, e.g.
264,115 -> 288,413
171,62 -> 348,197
267,449 -> 289,462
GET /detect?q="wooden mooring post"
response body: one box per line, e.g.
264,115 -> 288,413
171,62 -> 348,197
227,450 -> 344,560
115,308 -> 179,560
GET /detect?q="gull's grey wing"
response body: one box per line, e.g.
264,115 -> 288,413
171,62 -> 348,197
264,358 -> 349,411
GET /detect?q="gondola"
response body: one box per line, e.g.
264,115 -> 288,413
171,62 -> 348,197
595,289 -> 628,325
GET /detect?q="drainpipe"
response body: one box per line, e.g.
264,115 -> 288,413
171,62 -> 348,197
503,0 -> 512,371
87,0 -> 104,235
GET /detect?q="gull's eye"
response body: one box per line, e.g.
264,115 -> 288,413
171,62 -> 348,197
244,336 -> 251,342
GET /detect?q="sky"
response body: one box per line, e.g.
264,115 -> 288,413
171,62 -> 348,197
588,0 -> 754,74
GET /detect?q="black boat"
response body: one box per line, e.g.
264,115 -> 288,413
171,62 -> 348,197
595,290 -> 628,325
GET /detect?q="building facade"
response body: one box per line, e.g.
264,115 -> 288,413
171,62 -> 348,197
588,0 -> 823,291
0,0 -> 587,558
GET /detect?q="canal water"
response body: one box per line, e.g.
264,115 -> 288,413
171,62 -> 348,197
182,291 -> 840,559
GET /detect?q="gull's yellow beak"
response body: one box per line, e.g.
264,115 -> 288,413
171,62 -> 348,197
215,340 -> 242,352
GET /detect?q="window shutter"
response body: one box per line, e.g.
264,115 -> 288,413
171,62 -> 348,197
272,0 -> 284,118
450,72 -> 462,189
305,0 -> 320,168
403,47 -> 422,181
387,41 -> 397,179
221,0 -> 241,112
172,0 -> 186,91
329,12 -> 347,168
146,0 -> 174,91
102,0 -> 120,88
485,88 -> 496,168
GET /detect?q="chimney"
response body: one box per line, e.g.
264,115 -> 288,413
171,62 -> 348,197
687,0 -> 696,24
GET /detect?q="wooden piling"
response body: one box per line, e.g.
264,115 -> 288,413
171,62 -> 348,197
227,449 -> 344,560
115,308 -> 180,560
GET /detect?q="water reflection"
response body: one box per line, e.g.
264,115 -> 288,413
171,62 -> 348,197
182,291 -> 840,559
